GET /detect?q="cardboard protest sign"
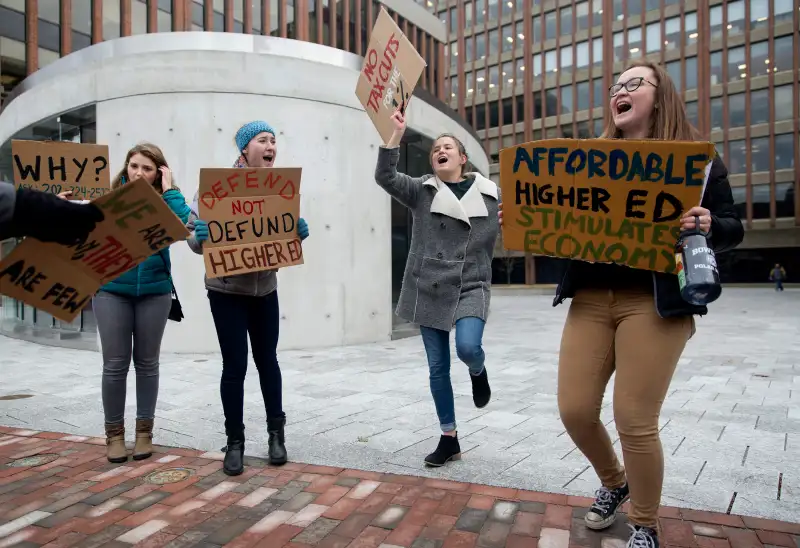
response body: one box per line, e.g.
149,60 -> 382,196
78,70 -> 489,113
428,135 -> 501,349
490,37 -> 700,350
0,179 -> 190,322
197,168 -> 304,279
12,140 -> 111,201
499,139 -> 716,274
355,7 -> 427,144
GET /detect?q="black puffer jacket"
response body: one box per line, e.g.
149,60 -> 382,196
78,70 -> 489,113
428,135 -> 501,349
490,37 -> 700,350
553,156 -> 744,318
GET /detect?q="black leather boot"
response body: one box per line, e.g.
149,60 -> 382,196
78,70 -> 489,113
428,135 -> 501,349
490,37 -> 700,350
470,368 -> 491,408
222,428 -> 245,476
267,416 -> 287,466
424,434 -> 461,467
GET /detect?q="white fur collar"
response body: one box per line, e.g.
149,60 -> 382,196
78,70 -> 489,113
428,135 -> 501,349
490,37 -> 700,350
422,173 -> 498,225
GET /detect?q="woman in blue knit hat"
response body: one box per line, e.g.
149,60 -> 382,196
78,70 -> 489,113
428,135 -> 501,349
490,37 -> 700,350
186,121 -> 309,476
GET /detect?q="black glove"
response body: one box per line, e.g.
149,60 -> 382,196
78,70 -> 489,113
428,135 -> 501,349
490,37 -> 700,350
12,188 -> 105,245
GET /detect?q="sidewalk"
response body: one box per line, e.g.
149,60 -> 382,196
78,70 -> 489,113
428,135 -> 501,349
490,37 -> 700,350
0,428 -> 797,548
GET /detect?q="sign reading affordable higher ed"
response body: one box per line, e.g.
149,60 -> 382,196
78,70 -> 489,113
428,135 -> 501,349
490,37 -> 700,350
355,7 -> 427,144
499,139 -> 716,274
197,167 -> 304,279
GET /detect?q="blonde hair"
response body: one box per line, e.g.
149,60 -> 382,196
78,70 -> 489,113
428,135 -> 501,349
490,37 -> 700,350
602,60 -> 702,141
111,142 -> 178,193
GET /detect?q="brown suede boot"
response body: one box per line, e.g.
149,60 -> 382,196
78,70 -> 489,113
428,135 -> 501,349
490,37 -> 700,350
133,419 -> 154,461
105,422 -> 127,463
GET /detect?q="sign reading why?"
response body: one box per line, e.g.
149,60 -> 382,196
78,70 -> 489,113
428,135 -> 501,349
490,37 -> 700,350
0,179 -> 190,322
197,167 -> 304,279
12,140 -> 112,201
499,138 -> 715,274
355,7 -> 427,144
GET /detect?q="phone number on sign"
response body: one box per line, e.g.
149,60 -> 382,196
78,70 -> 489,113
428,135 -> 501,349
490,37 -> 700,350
18,183 -> 110,199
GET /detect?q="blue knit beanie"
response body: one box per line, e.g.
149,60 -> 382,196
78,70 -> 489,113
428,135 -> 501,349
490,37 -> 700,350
235,121 -> 276,152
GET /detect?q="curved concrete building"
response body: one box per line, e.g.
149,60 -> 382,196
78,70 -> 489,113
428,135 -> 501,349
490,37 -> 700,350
0,3 -> 488,353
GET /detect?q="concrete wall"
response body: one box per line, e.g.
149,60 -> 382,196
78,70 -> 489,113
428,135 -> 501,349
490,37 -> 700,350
0,32 -> 489,353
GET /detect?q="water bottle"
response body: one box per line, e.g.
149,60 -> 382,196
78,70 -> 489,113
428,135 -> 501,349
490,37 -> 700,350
674,216 -> 722,306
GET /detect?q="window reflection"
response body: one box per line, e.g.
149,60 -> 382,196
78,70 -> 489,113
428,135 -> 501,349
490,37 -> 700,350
576,41 -> 589,68
476,32 -> 486,59
775,134 -> 795,170
576,2 -> 589,31
488,28 -> 498,57
751,89 -> 769,125
774,35 -> 793,73
752,184 -> 771,220
502,61 -> 513,85
686,57 -> 698,90
476,69 -> 487,94
561,85 -> 573,114
728,139 -> 747,174
709,6 -> 723,40
666,61 -> 681,92
560,45 -> 573,74
545,11 -> 556,40
776,182 -> 795,218
685,12 -> 698,47
750,41 -> 769,78
593,118 -> 604,137
532,16 -> 541,43
560,6 -> 572,36
545,49 -> 557,73
646,22 -> 661,53
710,98 -> 723,130
750,0 -> 769,30
577,81 -> 590,111
774,86 -> 793,122
664,17 -> 681,51
728,0 -> 745,36
592,37 -> 603,65
593,78 -> 604,109
450,42 -> 458,68
502,25 -> 514,52
729,93 -> 745,127
489,64 -> 499,90
515,58 -> 525,83
533,53 -> 543,76
613,32 -> 624,61
751,136 -> 770,172
775,0 -> 794,25
628,27 -> 642,57
685,101 -> 698,127
727,47 -> 746,82
710,52 -> 723,85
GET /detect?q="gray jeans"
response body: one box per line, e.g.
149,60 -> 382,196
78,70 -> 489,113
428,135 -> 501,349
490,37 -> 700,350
93,290 -> 172,424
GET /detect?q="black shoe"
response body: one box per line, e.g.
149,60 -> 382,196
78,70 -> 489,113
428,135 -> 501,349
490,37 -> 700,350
470,368 -> 491,408
626,525 -> 659,548
267,417 -> 287,466
584,483 -> 630,530
424,434 -> 461,467
222,439 -> 244,476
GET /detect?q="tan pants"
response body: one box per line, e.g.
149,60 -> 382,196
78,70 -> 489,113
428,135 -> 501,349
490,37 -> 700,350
557,288 -> 692,529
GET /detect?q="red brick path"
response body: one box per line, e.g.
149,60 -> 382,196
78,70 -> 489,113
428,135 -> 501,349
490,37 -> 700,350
0,427 -> 797,548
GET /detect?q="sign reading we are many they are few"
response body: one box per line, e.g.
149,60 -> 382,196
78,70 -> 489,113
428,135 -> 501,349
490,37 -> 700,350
0,148 -> 190,323
355,7 -> 427,144
499,138 -> 716,275
197,167 -> 304,279
12,139 -> 112,201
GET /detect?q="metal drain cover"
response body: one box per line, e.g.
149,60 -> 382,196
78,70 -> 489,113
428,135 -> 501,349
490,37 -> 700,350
145,467 -> 194,485
7,453 -> 60,467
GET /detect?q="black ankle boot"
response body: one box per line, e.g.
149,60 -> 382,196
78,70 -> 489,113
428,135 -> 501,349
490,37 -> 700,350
267,417 -> 287,466
222,436 -> 245,476
470,368 -> 491,408
424,434 -> 461,467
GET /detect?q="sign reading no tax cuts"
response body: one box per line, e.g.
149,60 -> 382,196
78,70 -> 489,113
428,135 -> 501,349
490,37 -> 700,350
197,167 -> 304,279
499,139 -> 716,274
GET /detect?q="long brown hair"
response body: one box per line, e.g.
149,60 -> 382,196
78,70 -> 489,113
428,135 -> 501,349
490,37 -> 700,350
602,60 -> 701,141
430,133 -> 473,179
111,142 -> 178,194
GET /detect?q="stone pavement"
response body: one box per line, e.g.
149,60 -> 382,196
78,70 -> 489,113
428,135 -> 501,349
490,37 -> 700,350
1,288 -> 799,523
0,429 -> 799,548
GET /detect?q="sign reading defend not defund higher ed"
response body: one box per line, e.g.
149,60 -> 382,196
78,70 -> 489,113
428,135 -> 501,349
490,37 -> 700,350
499,139 -> 715,274
197,167 -> 304,279
355,7 -> 427,144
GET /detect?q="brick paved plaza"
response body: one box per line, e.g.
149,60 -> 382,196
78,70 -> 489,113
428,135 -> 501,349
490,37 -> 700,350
1,287 -> 798,545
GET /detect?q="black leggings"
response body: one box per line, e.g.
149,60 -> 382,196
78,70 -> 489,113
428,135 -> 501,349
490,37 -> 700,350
208,290 -> 284,438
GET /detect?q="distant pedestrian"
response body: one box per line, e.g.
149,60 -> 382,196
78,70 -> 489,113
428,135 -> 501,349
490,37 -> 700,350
769,263 -> 786,291
92,143 -> 193,464
501,61 -> 743,548
187,121 -> 309,476
374,108 -> 497,467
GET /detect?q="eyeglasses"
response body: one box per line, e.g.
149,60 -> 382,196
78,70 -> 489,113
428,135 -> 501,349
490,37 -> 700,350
608,77 -> 658,97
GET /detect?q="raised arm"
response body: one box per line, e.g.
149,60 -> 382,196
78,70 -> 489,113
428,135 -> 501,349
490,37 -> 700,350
374,110 -> 425,209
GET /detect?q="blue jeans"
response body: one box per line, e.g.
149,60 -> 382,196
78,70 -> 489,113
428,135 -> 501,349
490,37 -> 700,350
420,317 -> 486,433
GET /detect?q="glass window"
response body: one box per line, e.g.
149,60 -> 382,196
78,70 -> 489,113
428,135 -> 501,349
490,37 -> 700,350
533,53 -> 543,76
502,62 -> 514,85
449,7 -> 457,33
476,69 -> 487,93
613,32 -> 625,61
576,41 -> 589,68
776,182 -> 795,218
710,6 -> 723,40
502,0 -> 514,17
686,57 -> 698,90
545,49 -> 557,73
628,27 -> 642,57
561,85 -> 573,114
576,1 -> 589,31
590,0 -> 602,27
685,101 -> 698,127
750,0 -> 769,30
466,72 -> 474,94
727,46 -> 746,82
502,24 -> 514,52
775,35 -> 793,73
450,76 -> 458,98
593,78 -> 604,108
465,2 -> 473,26
775,0 -> 794,25
613,0 -> 624,20
476,32 -> 486,59
560,6 -> 572,36
664,17 -> 681,51
666,60 -> 682,92
646,22 -> 661,53
728,140 -> 747,174
729,93 -> 745,127
728,0 -> 745,36
751,88 -> 769,125
514,59 -> 525,84
487,0 -> 498,20
775,134 -> 795,170
577,81 -> 590,111
710,97 -> 724,130
489,65 -> 499,90
752,184 -> 771,220
710,51 -> 723,85
685,12 -> 698,46
532,16 -> 541,43
560,45 -> 573,74
750,41 -> 769,78
450,42 -> 458,68
593,118 -> 604,137
476,0 -> 486,24
751,136 -> 770,172
592,37 -> 603,65
545,11 -> 557,40
645,0 -> 660,12
775,85 -> 794,122
488,28 -> 499,57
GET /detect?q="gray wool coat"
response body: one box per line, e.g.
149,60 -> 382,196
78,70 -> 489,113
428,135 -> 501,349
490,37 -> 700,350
375,146 -> 500,332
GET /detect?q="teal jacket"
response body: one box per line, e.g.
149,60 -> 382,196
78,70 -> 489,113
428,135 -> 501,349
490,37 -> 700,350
101,188 -> 192,297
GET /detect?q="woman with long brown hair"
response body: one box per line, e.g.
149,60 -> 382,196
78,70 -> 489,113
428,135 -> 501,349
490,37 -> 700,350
501,61 -> 743,548
92,143 -> 193,463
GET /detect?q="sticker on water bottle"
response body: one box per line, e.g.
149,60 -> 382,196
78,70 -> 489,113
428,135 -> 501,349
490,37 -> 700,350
675,252 -> 686,289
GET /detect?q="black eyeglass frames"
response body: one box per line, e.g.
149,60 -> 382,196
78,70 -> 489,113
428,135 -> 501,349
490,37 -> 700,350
608,77 -> 658,97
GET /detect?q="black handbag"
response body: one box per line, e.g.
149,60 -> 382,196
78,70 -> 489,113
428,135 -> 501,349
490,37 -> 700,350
157,252 -> 184,322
